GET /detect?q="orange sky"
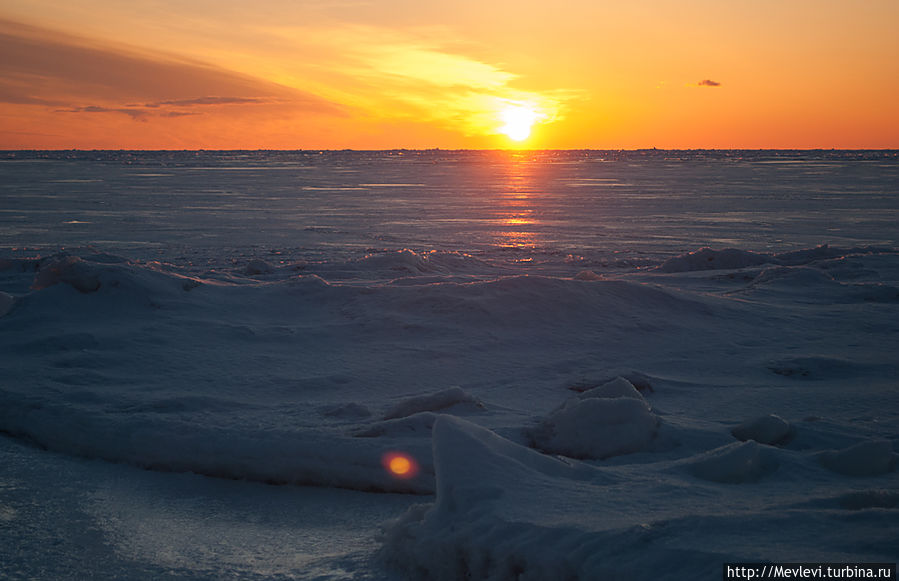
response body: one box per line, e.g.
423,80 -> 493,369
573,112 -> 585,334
1,0 -> 898,149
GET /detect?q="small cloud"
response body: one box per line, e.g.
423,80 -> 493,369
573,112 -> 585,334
58,105 -> 148,119
58,96 -> 269,121
156,96 -> 266,107
697,79 -> 721,87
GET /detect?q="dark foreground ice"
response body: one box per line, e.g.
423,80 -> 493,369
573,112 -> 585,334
1,150 -> 897,579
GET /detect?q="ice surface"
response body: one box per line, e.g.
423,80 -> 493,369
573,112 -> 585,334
1,150 -> 898,579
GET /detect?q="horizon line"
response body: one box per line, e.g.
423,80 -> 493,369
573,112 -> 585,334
3,147 -> 898,153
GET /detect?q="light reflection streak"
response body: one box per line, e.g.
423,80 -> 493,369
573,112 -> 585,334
492,152 -> 541,252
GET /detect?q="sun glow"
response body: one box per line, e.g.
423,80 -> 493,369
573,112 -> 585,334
382,451 -> 418,479
499,104 -> 540,142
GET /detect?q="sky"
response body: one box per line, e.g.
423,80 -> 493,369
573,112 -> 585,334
1,0 -> 898,150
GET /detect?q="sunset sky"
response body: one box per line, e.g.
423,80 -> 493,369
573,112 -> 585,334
1,0 -> 898,150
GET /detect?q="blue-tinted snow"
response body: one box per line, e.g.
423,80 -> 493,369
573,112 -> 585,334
1,150 -> 897,579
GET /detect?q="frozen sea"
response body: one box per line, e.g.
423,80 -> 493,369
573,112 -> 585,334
1,149 -> 898,580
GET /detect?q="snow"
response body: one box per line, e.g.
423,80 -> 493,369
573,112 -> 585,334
379,415 -> 895,580
1,150 -> 898,579
731,414 -> 794,445
819,440 -> 898,477
579,376 -> 647,400
244,258 -> 274,275
31,255 -> 102,292
528,392 -> 659,459
381,386 -> 484,420
0,290 -> 13,316
657,247 -> 775,272
686,440 -> 780,484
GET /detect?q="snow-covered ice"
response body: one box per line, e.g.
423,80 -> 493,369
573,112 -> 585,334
1,150 -> 897,579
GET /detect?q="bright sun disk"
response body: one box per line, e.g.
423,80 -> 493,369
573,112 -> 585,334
499,105 -> 539,142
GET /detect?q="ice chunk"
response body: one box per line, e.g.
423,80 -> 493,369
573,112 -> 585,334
731,414 -> 793,445
382,387 -> 484,420
687,441 -> 779,483
819,440 -> 896,476
530,395 -> 658,460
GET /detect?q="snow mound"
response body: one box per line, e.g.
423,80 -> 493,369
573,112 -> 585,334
530,393 -> 659,460
29,253 -> 204,299
657,248 -> 774,273
731,414 -> 793,446
579,376 -> 647,401
244,258 -> 274,275
31,256 -> 101,293
574,269 -> 602,281
568,370 -> 654,393
382,387 -> 484,420
818,440 -> 897,477
687,441 -> 779,484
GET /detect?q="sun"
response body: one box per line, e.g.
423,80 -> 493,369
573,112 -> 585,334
499,105 -> 540,142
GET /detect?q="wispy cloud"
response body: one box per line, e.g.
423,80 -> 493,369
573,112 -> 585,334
57,105 -> 149,120
155,96 -> 268,107
58,96 -> 276,120
697,79 -> 721,87
262,23 -> 574,136
0,18 -> 344,118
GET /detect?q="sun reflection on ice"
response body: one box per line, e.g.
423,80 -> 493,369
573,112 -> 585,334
492,152 -> 542,252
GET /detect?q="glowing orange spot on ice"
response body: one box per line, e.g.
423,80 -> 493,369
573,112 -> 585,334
382,451 -> 418,479
390,456 -> 411,475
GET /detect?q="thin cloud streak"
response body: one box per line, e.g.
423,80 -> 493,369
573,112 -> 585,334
0,18 -> 344,117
